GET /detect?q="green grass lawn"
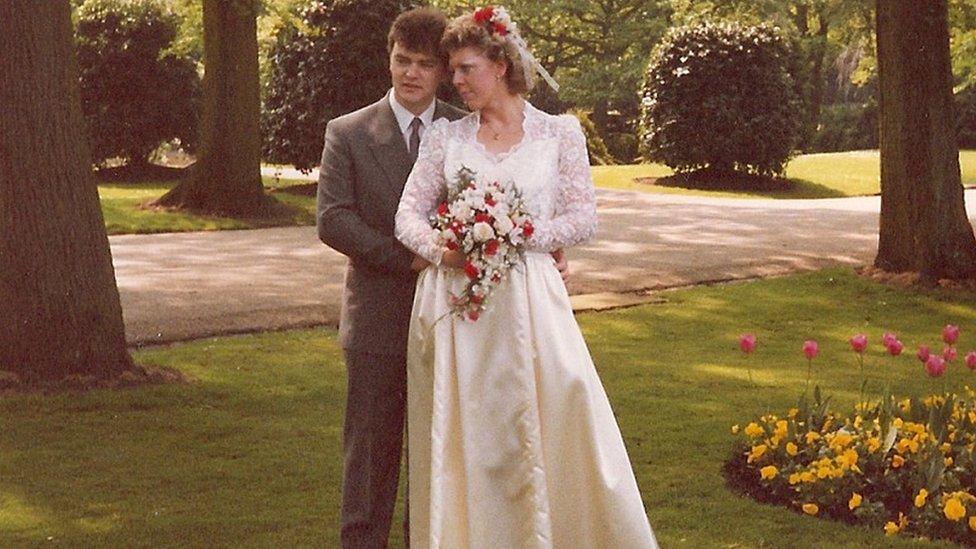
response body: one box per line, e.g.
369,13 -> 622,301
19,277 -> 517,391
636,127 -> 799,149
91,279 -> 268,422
593,149 -> 976,199
2,268 -> 974,546
98,177 -> 315,235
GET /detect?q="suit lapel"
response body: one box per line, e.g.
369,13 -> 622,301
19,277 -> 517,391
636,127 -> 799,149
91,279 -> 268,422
367,96 -> 413,192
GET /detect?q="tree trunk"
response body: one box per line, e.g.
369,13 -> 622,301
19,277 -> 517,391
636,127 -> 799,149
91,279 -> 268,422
874,0 -> 976,280
0,0 -> 134,382
155,0 -> 272,216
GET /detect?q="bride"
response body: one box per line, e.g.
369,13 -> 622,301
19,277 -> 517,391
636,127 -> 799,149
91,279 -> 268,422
395,6 -> 658,548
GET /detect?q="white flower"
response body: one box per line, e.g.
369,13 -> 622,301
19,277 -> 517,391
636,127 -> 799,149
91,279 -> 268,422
450,202 -> 474,223
462,188 -> 486,209
439,228 -> 457,242
472,222 -> 495,242
493,214 -> 515,235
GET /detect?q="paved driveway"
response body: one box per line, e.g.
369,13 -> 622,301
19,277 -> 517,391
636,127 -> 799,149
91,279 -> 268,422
112,187 -> 976,345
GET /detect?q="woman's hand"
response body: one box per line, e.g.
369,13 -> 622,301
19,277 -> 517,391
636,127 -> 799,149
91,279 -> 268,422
441,249 -> 467,269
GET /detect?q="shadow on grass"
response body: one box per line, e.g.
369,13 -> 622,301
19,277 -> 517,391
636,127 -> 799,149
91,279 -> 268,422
638,168 -> 852,199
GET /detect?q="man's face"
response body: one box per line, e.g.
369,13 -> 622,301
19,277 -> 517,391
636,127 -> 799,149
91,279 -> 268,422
389,42 -> 445,113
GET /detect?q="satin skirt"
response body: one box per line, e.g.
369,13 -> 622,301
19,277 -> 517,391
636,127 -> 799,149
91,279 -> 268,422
407,252 -> 658,548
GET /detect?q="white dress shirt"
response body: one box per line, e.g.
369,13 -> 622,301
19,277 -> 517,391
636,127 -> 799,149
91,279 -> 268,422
388,89 -> 435,148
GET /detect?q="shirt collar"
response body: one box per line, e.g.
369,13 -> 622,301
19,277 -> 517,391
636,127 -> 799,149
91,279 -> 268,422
388,89 -> 436,134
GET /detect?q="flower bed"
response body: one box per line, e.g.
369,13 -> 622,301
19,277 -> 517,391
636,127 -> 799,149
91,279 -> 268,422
725,327 -> 976,546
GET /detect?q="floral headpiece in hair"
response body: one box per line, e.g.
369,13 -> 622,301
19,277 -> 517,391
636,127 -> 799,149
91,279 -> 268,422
471,6 -> 559,92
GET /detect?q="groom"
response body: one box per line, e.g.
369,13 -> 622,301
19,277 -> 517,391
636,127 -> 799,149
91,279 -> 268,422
316,7 -> 464,548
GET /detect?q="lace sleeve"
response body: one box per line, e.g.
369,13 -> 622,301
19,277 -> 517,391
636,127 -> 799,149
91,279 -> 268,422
395,118 -> 449,265
526,115 -> 598,252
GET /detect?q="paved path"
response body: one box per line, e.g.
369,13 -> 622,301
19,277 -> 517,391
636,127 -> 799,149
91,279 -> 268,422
113,172 -> 976,345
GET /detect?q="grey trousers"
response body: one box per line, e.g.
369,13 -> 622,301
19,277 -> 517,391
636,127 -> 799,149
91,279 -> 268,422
340,349 -> 409,549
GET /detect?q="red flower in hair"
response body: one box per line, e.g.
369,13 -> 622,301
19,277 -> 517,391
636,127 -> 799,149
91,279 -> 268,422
437,202 -> 448,216
521,220 -> 534,238
492,22 -> 508,36
474,6 -> 494,24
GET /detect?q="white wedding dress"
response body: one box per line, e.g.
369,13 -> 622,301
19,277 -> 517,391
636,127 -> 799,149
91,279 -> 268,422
395,101 -> 658,549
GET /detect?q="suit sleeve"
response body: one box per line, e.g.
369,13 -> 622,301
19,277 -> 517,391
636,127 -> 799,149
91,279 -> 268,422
316,120 -> 415,274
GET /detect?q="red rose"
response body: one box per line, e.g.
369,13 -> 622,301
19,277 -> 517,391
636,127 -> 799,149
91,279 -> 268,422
470,294 -> 484,305
492,22 -> 508,36
467,310 -> 480,321
446,240 -> 459,250
521,221 -> 534,238
484,239 -> 499,256
450,220 -> 463,235
464,262 -> 480,279
437,202 -> 448,216
475,212 -> 493,224
473,6 -> 494,24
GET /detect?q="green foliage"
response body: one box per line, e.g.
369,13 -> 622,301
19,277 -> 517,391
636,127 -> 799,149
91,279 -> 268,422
568,109 -> 615,166
957,88 -> 976,149
75,0 -> 201,167
261,0 -> 419,172
807,101 -> 878,153
639,21 -> 802,176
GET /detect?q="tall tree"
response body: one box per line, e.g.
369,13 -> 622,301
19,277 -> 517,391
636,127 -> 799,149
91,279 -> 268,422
0,0 -> 134,382
874,0 -> 976,280
155,0 -> 273,216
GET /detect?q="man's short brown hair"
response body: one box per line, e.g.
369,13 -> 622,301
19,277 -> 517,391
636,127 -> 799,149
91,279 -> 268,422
387,7 -> 448,58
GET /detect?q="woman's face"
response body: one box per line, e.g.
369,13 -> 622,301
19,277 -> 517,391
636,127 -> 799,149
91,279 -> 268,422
449,46 -> 508,110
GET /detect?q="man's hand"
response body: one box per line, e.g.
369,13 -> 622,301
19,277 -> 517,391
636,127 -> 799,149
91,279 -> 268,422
551,248 -> 569,283
410,255 -> 430,272
441,249 -> 467,269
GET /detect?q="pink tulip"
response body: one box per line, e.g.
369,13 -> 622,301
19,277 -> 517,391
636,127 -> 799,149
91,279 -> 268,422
803,340 -> 819,360
887,339 -> 904,356
925,355 -> 947,378
943,347 -> 958,362
739,334 -> 757,354
966,351 -> 976,371
943,324 -> 960,345
882,332 -> 898,347
850,334 -> 868,353
917,345 -> 931,363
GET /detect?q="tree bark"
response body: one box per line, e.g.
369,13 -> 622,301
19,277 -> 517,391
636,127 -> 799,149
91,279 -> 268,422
155,0 -> 272,216
874,0 -> 976,280
0,0 -> 134,382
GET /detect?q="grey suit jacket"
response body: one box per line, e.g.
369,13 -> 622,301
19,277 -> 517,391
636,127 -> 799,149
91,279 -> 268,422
317,93 -> 466,354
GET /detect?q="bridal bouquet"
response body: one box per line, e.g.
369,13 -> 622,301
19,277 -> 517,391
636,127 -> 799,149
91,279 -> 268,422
430,166 -> 533,321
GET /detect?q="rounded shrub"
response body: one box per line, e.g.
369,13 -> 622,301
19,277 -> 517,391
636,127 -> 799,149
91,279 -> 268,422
75,0 -> 200,168
262,0 -> 418,172
639,21 -> 801,176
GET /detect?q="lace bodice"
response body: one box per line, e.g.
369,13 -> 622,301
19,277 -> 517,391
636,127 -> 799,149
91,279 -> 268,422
395,101 -> 597,265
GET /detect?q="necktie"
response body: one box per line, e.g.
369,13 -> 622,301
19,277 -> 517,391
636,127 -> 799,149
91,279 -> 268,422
408,117 -> 422,162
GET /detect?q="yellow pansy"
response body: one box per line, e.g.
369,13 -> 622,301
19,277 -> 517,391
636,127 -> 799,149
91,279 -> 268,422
731,424 -> 740,434
946,456 -> 954,467
837,449 -> 859,468
969,516 -> 976,531
788,473 -> 801,485
747,444 -> 768,464
774,420 -> 788,439
745,422 -> 764,438
760,465 -> 778,480
884,521 -> 900,536
786,442 -> 798,456
866,437 -> 881,453
802,503 -> 818,515
805,431 -> 821,444
849,492 -> 863,510
944,497 -> 967,521
915,489 -> 928,508
788,407 -> 798,419
892,455 -> 905,468
799,471 -> 815,483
